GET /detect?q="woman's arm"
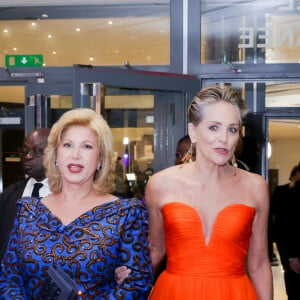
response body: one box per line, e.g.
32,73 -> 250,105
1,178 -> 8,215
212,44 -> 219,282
145,175 -> 166,279
111,199 -> 153,299
114,173 -> 167,285
247,175 -> 273,300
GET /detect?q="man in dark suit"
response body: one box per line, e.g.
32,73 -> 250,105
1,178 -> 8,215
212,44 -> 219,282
271,163 -> 300,300
0,128 -> 51,260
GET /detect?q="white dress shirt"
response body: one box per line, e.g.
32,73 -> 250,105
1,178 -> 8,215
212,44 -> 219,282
22,177 -> 51,198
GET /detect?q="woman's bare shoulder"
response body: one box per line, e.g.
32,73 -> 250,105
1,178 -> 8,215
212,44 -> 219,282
238,169 -> 269,206
240,169 -> 267,187
149,165 -> 180,182
146,165 -> 181,202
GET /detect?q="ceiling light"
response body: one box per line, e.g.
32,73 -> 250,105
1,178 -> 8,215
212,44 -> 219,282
48,34 -> 52,38
89,57 -> 94,61
108,20 -> 113,25
75,28 -> 80,32
41,14 -> 48,18
13,48 -> 17,51
52,51 -> 56,55
3,29 -> 8,33
31,22 -> 36,26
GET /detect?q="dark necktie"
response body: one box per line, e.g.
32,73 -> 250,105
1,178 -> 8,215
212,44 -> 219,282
31,182 -> 43,198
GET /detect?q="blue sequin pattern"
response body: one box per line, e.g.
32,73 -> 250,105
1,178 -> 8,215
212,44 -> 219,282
0,197 -> 153,299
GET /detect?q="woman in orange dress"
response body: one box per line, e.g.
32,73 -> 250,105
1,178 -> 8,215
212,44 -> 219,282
146,87 -> 273,300
117,86 -> 273,300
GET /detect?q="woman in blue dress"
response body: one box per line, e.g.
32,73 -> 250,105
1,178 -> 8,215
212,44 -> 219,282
0,108 -> 153,299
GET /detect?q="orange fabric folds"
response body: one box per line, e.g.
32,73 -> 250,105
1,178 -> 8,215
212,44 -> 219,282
150,202 -> 258,300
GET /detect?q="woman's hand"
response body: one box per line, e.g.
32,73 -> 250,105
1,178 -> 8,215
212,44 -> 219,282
114,266 -> 131,285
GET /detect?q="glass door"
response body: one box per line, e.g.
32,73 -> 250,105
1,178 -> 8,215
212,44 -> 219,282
0,75 -> 73,192
72,67 -> 200,200
78,84 -> 193,200
25,81 -> 73,133
100,85 -> 155,199
0,85 -> 25,191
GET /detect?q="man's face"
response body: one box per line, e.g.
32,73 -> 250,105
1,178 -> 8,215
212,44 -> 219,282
175,139 -> 196,165
293,170 -> 300,183
20,131 -> 47,181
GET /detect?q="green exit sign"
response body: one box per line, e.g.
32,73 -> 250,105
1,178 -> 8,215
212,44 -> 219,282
5,54 -> 44,67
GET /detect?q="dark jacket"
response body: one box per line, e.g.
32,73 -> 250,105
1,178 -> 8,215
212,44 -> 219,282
0,178 -> 28,260
283,180 -> 300,260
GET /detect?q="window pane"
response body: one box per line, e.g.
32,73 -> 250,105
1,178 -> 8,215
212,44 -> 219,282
0,13 -> 169,66
201,1 -> 300,64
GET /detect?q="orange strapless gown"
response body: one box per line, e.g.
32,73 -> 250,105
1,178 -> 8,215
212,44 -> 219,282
149,202 -> 258,300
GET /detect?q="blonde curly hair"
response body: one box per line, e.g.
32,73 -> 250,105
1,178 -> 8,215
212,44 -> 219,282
43,108 -> 114,195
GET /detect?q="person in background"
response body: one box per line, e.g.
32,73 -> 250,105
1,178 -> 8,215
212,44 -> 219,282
0,128 -> 51,260
175,135 -> 196,166
234,134 -> 250,171
0,108 -> 153,299
114,156 -> 125,196
116,86 -> 272,299
271,163 -> 300,300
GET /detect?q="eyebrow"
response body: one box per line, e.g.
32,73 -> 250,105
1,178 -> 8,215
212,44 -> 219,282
208,121 -> 239,126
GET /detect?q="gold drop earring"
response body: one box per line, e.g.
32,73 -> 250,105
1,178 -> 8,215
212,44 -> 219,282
181,143 -> 195,164
231,154 -> 238,176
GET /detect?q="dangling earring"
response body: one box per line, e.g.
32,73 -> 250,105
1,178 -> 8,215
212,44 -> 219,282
231,154 -> 238,176
97,163 -> 102,171
181,143 -> 195,164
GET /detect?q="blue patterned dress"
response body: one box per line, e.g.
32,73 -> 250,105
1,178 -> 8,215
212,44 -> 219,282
0,197 -> 153,299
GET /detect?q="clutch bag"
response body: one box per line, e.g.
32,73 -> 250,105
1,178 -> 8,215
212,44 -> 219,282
36,266 -> 79,300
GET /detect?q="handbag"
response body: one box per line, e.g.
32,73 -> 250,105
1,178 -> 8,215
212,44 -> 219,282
36,266 -> 79,300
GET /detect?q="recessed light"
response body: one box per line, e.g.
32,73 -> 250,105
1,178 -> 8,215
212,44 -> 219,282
89,57 -> 94,61
41,14 -> 48,18
48,34 -> 52,38
3,29 -> 8,33
108,20 -> 113,25
52,51 -> 56,55
31,22 -> 36,26
75,28 -> 80,32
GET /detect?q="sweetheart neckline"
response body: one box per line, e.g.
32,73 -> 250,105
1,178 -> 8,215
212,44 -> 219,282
162,202 -> 256,247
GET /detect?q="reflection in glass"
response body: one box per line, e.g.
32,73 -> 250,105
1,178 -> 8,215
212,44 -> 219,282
103,88 -> 154,200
